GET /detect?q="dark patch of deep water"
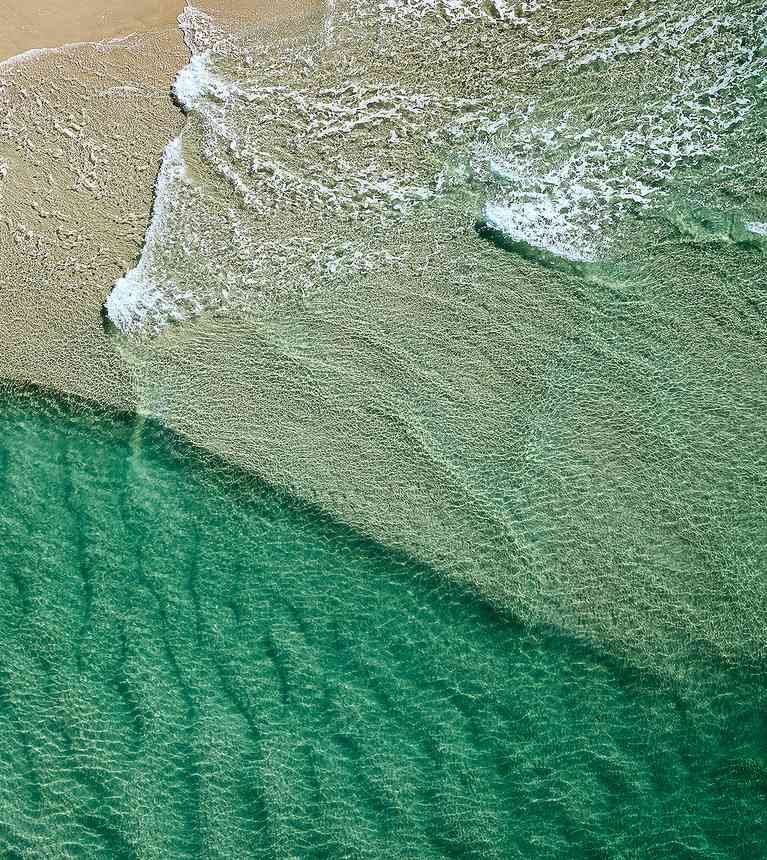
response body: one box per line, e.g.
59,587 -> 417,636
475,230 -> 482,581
0,384 -> 765,858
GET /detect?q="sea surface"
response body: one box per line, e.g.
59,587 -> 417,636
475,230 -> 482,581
1,0 -> 766,855
0,385 -> 766,857
106,0 -> 767,673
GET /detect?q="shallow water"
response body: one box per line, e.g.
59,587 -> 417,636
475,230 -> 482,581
108,0 -> 767,332
1,1 -> 767,853
97,0 -> 767,676
1,385 -> 766,858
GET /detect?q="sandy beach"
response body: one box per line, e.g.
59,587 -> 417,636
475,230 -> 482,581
0,0 -> 317,409
0,0 -> 184,60
0,0 -> 313,61
0,4 -> 190,408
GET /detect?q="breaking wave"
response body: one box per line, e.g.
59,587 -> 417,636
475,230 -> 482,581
107,1 -> 766,333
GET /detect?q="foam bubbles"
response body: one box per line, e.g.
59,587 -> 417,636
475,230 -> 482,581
107,0 -> 766,333
172,51 -> 213,111
106,137 -> 192,335
483,200 -> 596,262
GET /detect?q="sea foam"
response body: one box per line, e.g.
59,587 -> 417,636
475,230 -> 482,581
172,51 -> 212,111
105,0 -> 766,335
106,137 -> 195,335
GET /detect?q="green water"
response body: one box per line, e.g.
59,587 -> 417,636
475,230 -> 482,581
1,385 -> 765,858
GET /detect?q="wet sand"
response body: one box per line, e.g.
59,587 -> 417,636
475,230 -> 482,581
0,6 -> 190,408
0,0 -> 185,61
0,0 -> 313,61
0,0 -> 317,409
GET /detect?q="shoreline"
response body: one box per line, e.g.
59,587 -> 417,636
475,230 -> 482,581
0,0 -> 186,61
0,0 -> 320,410
0,26 -> 189,410
0,34 -> 146,69
0,0 -> 308,62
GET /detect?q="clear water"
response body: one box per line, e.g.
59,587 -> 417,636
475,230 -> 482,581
100,0 -> 767,676
2,0 -> 767,854
1,385 -> 765,857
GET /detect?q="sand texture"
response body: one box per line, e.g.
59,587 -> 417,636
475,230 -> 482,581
0,0 -> 318,61
0,0 -> 185,61
0,31 -> 187,409
0,0 -> 321,410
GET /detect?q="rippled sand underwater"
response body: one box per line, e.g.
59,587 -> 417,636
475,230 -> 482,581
106,0 -> 767,674
1,0 -> 767,855
1,385 -> 766,857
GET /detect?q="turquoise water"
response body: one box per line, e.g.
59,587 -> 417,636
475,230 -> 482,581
3,0 -> 767,854
0,385 -> 765,858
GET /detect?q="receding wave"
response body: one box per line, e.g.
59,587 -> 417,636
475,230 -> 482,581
107,1 -> 766,333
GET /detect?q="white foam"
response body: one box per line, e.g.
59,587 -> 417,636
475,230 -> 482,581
106,137 -> 191,335
478,0 -> 766,262
178,4 -> 226,54
377,0 -> 535,25
746,222 -> 767,236
105,0 -> 766,338
484,201 -> 595,263
173,51 -> 213,110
